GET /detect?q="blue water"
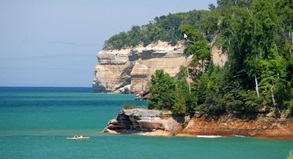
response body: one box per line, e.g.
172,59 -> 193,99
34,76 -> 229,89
0,87 -> 292,159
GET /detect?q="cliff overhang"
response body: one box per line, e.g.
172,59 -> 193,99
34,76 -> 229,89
103,108 -> 190,136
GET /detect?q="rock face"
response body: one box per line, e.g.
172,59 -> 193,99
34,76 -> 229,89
103,108 -> 293,139
103,108 -> 190,136
93,41 -> 190,93
177,116 -> 293,140
211,45 -> 227,67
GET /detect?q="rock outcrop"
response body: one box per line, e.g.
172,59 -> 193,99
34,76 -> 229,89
104,109 -> 293,139
93,41 -> 191,93
103,108 -> 190,136
177,116 -> 293,140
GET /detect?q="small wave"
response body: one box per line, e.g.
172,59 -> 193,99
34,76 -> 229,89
233,135 -> 246,138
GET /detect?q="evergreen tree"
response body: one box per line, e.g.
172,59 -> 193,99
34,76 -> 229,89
172,84 -> 187,115
148,70 -> 175,110
103,10 -> 208,50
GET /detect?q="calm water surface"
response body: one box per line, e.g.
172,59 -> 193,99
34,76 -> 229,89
0,87 -> 292,159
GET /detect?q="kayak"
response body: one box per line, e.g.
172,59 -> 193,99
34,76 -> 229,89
197,135 -> 221,138
66,136 -> 90,140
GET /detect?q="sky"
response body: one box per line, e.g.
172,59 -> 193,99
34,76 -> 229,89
0,0 -> 217,87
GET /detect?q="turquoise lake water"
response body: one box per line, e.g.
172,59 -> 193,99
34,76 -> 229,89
0,87 -> 292,159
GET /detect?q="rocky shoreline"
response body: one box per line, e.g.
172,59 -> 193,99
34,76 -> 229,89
177,116 -> 293,140
103,108 -> 293,140
103,108 -> 190,136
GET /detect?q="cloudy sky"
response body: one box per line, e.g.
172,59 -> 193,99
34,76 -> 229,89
0,0 -> 217,87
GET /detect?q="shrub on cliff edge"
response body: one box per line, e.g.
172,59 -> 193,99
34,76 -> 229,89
123,104 -> 136,109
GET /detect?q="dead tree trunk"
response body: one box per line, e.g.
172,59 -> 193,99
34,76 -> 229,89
255,75 -> 260,98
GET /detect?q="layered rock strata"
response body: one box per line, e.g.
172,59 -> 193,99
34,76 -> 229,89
177,116 -> 293,140
93,41 -> 190,93
104,109 -> 293,139
103,108 -> 190,136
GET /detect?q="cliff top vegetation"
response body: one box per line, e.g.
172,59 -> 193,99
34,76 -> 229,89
147,0 -> 293,119
103,10 -> 209,50
105,0 -> 293,119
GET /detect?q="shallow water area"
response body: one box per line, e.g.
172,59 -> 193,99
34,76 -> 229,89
0,87 -> 292,159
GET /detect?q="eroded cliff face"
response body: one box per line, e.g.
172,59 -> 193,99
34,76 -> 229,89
177,116 -> 293,140
103,108 -> 190,136
104,109 -> 293,139
93,41 -> 190,93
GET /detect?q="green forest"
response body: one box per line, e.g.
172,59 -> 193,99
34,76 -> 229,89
103,10 -> 208,50
106,0 -> 293,118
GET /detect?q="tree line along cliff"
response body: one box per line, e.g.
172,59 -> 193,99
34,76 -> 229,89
103,10 -> 208,50
95,0 -> 293,118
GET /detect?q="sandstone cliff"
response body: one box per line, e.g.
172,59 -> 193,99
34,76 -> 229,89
103,108 -> 190,136
177,116 -> 293,140
104,109 -> 293,139
93,41 -> 191,93
93,40 -> 226,93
